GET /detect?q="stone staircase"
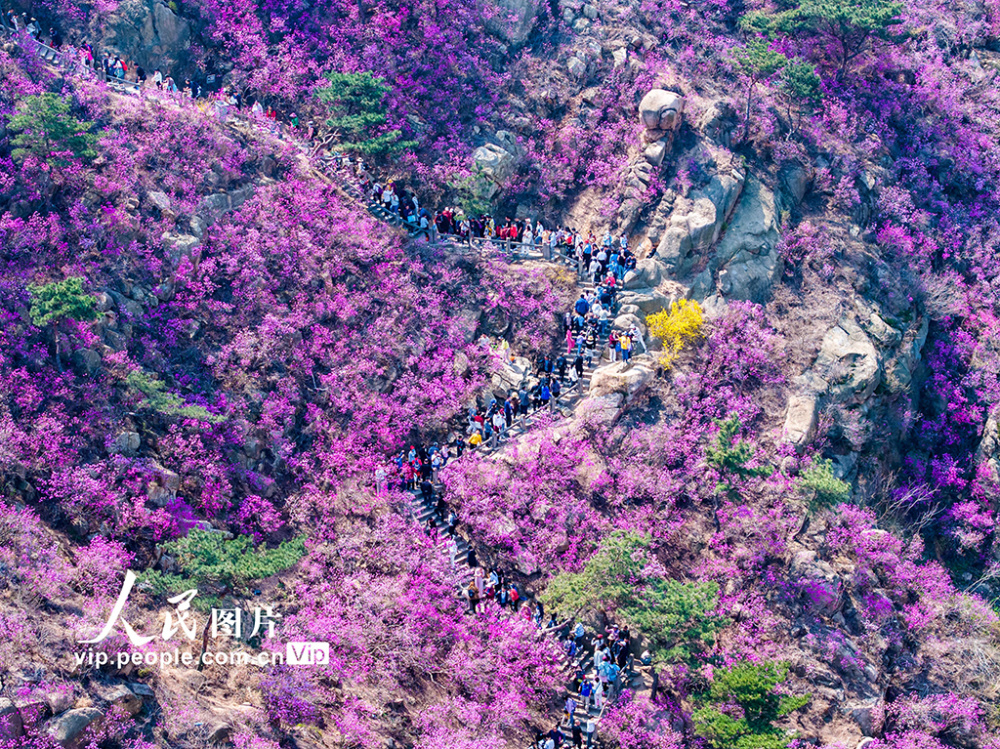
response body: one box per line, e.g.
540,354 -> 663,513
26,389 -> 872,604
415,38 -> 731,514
406,477 -> 610,736
312,158 -> 628,739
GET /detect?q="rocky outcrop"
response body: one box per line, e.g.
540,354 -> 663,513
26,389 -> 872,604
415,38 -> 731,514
162,232 -> 200,265
808,318 -> 882,403
588,356 -> 656,402
103,686 -> 142,717
194,184 -> 255,231
112,431 -> 141,455
103,0 -> 191,73
790,550 -> 842,617
491,355 -> 533,395
697,99 -> 738,147
780,161 -> 814,205
690,177 -> 782,302
651,169 -> 745,281
481,0 -> 541,45
146,463 -> 181,507
783,303 -> 927,454
471,131 -> 521,201
618,90 -> 685,233
575,392 -> 625,425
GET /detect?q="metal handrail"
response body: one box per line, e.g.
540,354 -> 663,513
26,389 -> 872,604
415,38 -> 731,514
2,26 -> 142,95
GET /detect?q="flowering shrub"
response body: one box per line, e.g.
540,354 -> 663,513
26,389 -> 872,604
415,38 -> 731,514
601,692 -> 684,749
0,501 -> 70,603
647,299 -> 704,368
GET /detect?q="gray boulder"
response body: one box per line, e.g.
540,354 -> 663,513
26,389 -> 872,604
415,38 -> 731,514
567,56 -> 587,78
717,244 -> 782,302
72,349 -> 102,377
697,99 -> 738,146
575,392 -> 625,425
790,550 -> 842,616
782,394 -> 818,450
613,313 -> 646,334
623,259 -> 663,290
45,708 -> 104,749
146,190 -> 172,213
161,232 -> 200,265
616,290 -> 671,315
710,178 -> 782,301
780,162 -> 813,204
146,464 -> 181,507
643,140 -> 668,167
588,357 -> 657,402
714,178 -> 780,266
656,198 -> 715,266
113,431 -> 141,455
0,699 -> 23,740
638,90 -> 684,133
859,309 -> 901,347
845,699 -> 880,736
655,170 -> 745,276
472,143 -> 516,199
813,318 -> 881,402
491,355 -> 533,393
882,315 -> 927,395
195,192 -> 232,222
104,686 -> 142,717
46,692 -> 74,715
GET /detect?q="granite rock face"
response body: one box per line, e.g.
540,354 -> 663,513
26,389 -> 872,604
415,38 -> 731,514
103,0 -> 192,73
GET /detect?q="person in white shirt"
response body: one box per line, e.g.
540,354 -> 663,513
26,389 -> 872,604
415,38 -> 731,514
596,305 -> 610,338
490,411 -> 504,449
589,258 -> 602,284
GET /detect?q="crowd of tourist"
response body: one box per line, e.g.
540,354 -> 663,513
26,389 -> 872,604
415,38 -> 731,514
1,15 -> 317,142
356,171 -> 641,286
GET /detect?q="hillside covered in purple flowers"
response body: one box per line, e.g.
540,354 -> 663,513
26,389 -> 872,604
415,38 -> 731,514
2,1 -> 1000,748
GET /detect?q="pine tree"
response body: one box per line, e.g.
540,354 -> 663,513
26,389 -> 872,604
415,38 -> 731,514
731,38 -> 788,140
28,277 -> 99,371
8,92 -> 98,168
741,0 -> 903,76
693,662 -> 810,749
780,58 -> 822,133
315,72 -> 417,157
